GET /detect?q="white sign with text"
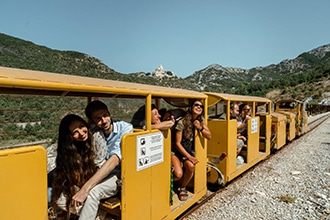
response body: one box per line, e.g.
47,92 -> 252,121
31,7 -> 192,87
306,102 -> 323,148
251,117 -> 259,134
136,132 -> 164,171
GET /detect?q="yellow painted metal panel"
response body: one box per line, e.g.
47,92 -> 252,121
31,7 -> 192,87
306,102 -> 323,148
227,120 -> 239,181
264,114 -> 271,155
207,120 -> 228,184
288,119 -> 296,141
151,130 -> 172,220
278,119 -> 287,149
193,130 -> 207,193
121,128 -> 208,220
121,131 -> 149,219
207,120 -> 227,157
271,112 -> 287,149
246,117 -> 260,163
0,146 -> 47,220
0,66 -> 206,99
303,111 -> 308,133
279,111 -> 296,141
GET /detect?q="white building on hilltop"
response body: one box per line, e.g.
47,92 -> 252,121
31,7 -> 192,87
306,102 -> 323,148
153,64 -> 175,78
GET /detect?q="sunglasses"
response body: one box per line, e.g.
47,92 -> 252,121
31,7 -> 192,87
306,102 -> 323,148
244,108 -> 251,111
193,103 -> 204,109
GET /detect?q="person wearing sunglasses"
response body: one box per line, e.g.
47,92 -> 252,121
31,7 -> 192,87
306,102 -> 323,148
171,100 -> 211,201
238,103 -> 251,141
230,102 -> 246,165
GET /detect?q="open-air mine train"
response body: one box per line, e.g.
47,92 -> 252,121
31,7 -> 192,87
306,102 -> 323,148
0,66 -> 327,220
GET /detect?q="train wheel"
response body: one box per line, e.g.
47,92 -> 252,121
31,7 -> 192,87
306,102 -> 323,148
207,162 -> 224,191
271,143 -> 277,154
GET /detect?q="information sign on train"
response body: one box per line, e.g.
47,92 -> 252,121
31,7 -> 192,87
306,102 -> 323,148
251,118 -> 259,134
136,132 -> 164,171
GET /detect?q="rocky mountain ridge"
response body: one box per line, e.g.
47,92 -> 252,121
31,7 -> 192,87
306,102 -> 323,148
186,44 -> 329,86
129,44 -> 330,104
0,32 -> 329,103
134,44 -> 330,80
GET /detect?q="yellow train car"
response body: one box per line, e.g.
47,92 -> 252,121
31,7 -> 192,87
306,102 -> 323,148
274,99 -> 308,136
0,66 -> 208,220
278,111 -> 296,141
270,112 -> 287,150
204,92 -> 272,185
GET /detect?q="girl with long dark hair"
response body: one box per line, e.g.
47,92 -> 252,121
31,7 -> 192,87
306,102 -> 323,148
171,100 -> 211,201
50,114 -> 97,219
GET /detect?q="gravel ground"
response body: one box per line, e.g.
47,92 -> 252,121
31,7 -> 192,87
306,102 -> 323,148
184,115 -> 330,220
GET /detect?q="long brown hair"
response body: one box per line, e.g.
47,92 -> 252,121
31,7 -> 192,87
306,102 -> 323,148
51,114 -> 97,219
181,100 -> 204,140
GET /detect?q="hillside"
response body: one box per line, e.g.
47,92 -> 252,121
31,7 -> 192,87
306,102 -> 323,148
0,33 -> 196,90
1,32 -> 330,103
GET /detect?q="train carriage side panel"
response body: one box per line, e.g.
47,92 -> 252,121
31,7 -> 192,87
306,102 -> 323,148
121,131 -> 170,220
302,103 -> 309,134
227,120 -> 240,181
275,99 -> 307,137
227,115 -> 268,181
0,146 -> 47,220
271,112 -> 287,150
206,118 -> 238,184
245,116 -> 260,163
207,119 -> 229,184
121,128 -> 207,220
193,129 -> 208,196
278,111 -> 296,141
295,102 -> 308,136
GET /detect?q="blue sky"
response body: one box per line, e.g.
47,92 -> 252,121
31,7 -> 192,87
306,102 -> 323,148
1,0 -> 329,78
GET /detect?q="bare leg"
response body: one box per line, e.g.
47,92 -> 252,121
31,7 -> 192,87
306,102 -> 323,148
171,155 -> 183,181
177,160 -> 195,201
180,160 -> 195,188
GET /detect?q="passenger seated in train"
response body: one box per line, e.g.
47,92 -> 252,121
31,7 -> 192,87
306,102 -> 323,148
51,101 -> 133,219
82,100 -> 132,219
230,102 -> 245,165
131,104 -> 175,130
50,114 -> 98,219
172,100 -> 211,201
237,103 -> 251,141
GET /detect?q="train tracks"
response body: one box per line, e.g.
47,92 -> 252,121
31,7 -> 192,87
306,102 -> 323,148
177,112 -> 330,220
307,112 -> 330,131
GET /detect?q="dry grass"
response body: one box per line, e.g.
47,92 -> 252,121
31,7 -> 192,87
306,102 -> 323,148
265,89 -> 282,100
278,194 -> 297,203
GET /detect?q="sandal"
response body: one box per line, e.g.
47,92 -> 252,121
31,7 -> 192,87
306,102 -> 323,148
178,188 -> 188,201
